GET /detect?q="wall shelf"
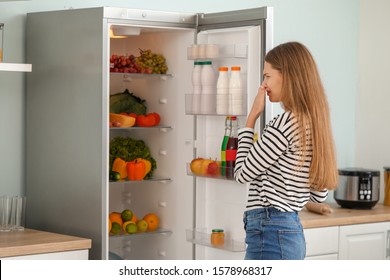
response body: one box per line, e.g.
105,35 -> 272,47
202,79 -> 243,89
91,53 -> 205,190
0,63 -> 32,72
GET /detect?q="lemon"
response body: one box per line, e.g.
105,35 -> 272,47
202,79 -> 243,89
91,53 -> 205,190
136,219 -> 148,232
121,209 -> 133,221
123,221 -> 138,234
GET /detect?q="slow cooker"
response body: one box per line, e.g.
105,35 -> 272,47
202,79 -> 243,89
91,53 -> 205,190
334,168 -> 380,209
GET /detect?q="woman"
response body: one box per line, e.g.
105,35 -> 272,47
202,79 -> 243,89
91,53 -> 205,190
234,42 -> 338,260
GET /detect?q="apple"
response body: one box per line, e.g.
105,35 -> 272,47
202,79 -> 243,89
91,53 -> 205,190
190,158 -> 204,175
207,161 -> 220,177
200,159 -> 213,175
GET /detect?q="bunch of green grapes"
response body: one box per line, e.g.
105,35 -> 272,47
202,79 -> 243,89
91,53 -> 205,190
135,49 -> 168,74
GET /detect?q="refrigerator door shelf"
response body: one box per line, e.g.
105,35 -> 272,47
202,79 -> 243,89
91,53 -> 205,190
186,228 -> 245,252
185,94 -> 247,116
187,44 -> 248,60
187,163 -> 235,181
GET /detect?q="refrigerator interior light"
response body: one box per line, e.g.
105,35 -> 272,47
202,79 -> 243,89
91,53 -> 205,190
111,26 -> 141,37
109,29 -> 127,39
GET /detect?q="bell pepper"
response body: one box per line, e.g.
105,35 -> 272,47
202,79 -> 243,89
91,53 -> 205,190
136,158 -> 152,177
112,157 -> 127,179
126,159 -> 146,180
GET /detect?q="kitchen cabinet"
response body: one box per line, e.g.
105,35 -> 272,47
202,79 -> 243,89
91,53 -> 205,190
305,222 -> 390,260
304,226 -> 339,260
0,229 -> 91,260
338,222 -> 390,260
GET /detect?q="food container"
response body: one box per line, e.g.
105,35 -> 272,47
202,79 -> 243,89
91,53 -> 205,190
210,229 -> 225,246
0,23 -> 4,62
383,167 -> 390,206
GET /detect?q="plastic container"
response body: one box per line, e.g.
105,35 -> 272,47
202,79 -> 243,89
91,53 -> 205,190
384,167 -> 390,206
200,61 -> 216,114
216,67 -> 229,115
0,23 -> 4,63
191,61 -> 203,114
229,66 -> 243,115
210,229 -> 225,246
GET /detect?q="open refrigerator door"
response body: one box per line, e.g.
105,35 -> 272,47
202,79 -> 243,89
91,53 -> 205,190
186,8 -> 274,260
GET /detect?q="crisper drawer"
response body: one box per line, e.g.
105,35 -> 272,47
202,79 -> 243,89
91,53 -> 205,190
304,226 -> 339,257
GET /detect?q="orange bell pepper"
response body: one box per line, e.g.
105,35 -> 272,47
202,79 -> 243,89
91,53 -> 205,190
112,157 -> 127,179
126,159 -> 146,180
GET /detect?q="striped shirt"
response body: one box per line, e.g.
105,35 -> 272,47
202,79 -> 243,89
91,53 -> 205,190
234,111 -> 328,212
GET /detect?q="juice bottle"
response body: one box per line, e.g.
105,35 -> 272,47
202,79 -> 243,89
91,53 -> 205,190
226,116 -> 239,179
220,116 -> 231,177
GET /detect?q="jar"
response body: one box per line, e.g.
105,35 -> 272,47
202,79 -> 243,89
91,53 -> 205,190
210,229 -> 225,246
384,167 -> 390,206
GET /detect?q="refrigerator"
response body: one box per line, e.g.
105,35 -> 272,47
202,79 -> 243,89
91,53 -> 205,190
25,6 -> 274,260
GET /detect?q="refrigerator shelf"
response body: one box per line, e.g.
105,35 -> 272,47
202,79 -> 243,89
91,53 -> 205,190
110,228 -> 172,239
110,72 -> 173,81
109,177 -> 172,184
110,125 -> 173,131
186,229 -> 245,252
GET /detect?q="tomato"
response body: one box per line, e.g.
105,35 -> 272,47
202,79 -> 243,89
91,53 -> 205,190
128,113 -> 137,119
149,112 -> 161,126
136,114 -> 154,127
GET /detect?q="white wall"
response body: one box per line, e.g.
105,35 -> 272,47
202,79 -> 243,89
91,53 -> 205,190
0,0 -> 358,197
357,0 -> 390,201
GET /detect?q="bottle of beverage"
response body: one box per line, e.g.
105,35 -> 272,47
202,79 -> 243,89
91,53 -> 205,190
220,116 -> 231,177
216,66 -> 229,115
191,61 -> 203,114
200,60 -> 216,114
226,116 -> 239,179
229,66 -> 243,115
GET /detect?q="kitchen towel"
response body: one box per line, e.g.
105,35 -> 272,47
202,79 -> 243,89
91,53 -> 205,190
305,201 -> 333,215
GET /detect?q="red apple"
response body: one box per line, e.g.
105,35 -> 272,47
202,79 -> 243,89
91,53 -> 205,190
206,161 -> 220,177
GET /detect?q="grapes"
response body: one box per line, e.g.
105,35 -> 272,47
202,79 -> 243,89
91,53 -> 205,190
110,49 -> 168,74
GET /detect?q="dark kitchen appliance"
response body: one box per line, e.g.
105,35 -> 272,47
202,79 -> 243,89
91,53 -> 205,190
334,168 -> 380,209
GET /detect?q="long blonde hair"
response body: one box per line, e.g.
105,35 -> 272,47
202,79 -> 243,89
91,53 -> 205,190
265,42 -> 338,190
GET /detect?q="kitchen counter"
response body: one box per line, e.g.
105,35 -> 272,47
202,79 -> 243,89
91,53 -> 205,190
0,228 -> 92,258
300,203 -> 390,229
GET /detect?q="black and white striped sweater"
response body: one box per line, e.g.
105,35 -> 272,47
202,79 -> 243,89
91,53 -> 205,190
234,111 -> 328,212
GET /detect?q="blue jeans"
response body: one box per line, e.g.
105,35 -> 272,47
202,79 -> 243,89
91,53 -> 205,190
243,207 -> 306,260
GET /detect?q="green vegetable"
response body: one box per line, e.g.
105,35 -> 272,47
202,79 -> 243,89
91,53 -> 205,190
109,136 -> 156,179
109,171 -> 121,181
110,89 -> 147,116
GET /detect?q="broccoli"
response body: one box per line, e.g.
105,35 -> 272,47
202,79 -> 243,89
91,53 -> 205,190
109,136 -> 156,179
110,89 -> 147,115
